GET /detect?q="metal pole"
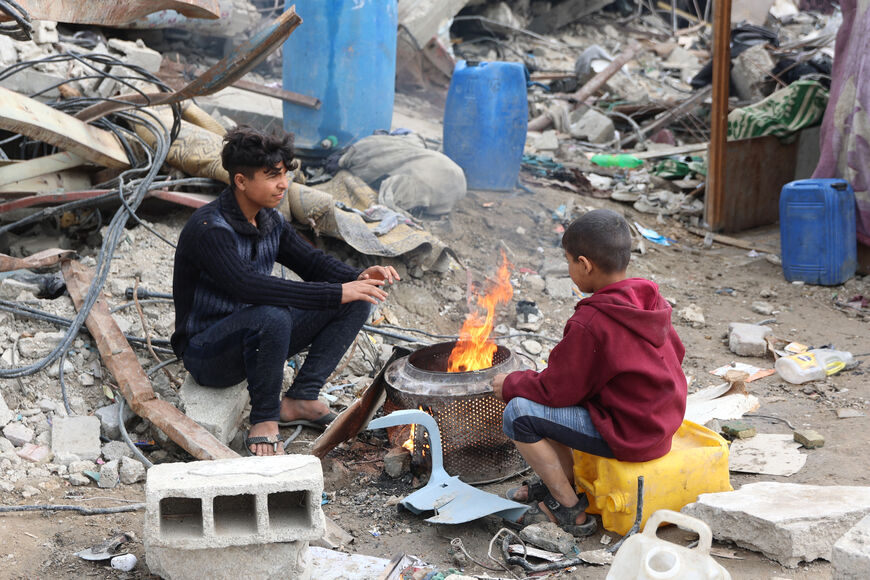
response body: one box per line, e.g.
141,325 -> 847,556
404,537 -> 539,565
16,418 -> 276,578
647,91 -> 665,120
705,0 -> 732,231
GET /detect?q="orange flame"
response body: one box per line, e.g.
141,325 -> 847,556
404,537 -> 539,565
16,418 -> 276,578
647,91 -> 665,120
447,252 -> 513,372
402,423 -> 415,452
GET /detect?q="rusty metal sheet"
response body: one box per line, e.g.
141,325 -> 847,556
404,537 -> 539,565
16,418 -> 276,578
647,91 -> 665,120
0,248 -> 74,272
75,8 -> 302,123
0,0 -> 220,26
713,136 -> 798,233
61,259 -> 239,461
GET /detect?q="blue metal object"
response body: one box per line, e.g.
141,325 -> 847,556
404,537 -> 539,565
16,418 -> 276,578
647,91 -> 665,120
443,60 -> 528,191
780,178 -> 857,286
367,409 -> 529,525
282,0 -> 397,157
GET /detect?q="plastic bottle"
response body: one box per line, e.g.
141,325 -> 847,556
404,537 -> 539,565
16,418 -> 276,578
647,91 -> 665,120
775,349 -> 855,385
590,154 -> 644,169
606,510 -> 731,580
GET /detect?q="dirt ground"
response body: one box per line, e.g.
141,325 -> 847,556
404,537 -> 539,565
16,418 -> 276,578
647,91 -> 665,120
1,94 -> 868,579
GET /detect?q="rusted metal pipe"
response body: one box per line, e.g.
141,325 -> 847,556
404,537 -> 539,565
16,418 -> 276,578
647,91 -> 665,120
61,259 -> 239,461
704,0 -> 732,231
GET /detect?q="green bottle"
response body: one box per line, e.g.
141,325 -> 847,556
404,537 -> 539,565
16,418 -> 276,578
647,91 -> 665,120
590,154 -> 644,169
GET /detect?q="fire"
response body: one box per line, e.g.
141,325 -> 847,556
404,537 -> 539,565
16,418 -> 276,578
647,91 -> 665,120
402,423 -> 416,452
447,252 -> 513,372
401,407 -> 431,455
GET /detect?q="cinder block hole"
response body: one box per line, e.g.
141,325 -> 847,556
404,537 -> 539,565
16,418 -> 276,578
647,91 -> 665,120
213,494 -> 258,536
159,497 -> 203,539
268,490 -> 311,530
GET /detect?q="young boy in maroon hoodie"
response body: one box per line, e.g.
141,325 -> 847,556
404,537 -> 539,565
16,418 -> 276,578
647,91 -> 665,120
492,209 -> 686,536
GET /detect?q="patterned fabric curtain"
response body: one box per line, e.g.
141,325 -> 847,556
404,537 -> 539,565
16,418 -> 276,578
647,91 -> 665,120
812,0 -> 870,245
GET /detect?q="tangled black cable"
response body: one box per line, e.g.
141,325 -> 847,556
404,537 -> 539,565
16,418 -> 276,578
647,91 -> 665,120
0,0 -> 32,41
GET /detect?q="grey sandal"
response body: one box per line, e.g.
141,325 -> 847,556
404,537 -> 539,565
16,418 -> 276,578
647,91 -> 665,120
521,491 -> 597,538
506,476 -> 550,503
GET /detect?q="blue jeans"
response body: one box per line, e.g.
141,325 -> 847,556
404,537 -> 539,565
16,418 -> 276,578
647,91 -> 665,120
182,302 -> 370,424
503,397 -> 615,458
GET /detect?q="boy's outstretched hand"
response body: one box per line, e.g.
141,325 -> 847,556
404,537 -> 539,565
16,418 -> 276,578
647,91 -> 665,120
358,265 -> 401,284
492,373 -> 507,401
341,279 -> 388,305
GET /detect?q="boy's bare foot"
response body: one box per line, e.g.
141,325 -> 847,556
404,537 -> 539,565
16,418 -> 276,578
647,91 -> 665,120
279,397 -> 332,423
247,420 -> 284,456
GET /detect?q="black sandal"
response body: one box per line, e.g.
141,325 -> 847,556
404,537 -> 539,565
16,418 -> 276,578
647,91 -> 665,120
520,491 -> 597,538
505,476 -> 550,503
244,432 -> 285,456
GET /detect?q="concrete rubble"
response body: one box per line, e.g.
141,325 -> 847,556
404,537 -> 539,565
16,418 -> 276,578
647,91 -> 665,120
683,482 -> 870,567
832,514 -> 870,579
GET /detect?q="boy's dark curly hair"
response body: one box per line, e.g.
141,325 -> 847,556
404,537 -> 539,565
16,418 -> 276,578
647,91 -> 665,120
561,209 -> 632,273
221,125 -> 295,187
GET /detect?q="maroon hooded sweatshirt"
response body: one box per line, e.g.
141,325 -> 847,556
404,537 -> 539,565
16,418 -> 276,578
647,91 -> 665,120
502,278 -> 686,462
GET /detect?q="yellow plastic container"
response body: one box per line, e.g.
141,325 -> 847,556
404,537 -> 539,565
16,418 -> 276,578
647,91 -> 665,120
573,420 -> 732,535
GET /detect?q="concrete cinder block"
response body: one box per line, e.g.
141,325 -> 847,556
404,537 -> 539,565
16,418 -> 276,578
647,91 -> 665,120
728,322 -> 772,357
178,374 -> 249,445
146,540 -> 311,580
683,482 -> 870,567
51,416 -> 101,461
144,455 -> 325,551
833,514 -> 870,579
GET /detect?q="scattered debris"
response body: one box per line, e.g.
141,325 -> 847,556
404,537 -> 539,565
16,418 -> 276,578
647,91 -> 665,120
728,434 -> 807,476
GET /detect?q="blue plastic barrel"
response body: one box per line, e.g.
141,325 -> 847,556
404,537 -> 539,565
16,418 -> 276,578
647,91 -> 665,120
443,60 -> 528,191
282,0 -> 397,157
780,178 -> 857,285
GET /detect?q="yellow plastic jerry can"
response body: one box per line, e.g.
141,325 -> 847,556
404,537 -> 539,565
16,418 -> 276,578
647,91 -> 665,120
573,420 -> 732,535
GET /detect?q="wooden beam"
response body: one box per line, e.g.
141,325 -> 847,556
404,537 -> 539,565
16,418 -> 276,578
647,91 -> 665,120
0,152 -> 87,188
704,0 -> 732,231
0,87 -> 129,169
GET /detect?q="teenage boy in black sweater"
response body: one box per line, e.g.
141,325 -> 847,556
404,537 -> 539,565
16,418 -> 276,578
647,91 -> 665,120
172,126 -> 399,456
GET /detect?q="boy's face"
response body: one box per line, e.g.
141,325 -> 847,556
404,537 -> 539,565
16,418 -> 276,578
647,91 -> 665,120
234,161 -> 289,210
565,250 -> 593,294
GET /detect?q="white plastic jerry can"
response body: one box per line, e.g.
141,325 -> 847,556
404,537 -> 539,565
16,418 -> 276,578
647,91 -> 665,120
606,509 -> 731,580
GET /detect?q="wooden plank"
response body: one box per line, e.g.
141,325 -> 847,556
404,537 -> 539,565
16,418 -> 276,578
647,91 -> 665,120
633,143 -> 709,160
0,87 -> 129,169
0,170 -> 92,195
704,0 -> 732,231
0,152 -> 87,187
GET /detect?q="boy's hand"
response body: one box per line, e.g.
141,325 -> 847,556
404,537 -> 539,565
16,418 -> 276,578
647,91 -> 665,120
492,373 -> 507,401
341,279 -> 387,305
359,265 -> 401,285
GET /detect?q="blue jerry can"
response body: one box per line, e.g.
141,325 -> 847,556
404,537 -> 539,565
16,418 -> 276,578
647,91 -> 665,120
443,60 -> 528,191
779,178 -> 857,286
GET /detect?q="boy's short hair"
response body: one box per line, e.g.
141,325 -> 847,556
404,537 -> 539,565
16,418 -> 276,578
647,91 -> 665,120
221,125 -> 295,186
561,209 -> 632,273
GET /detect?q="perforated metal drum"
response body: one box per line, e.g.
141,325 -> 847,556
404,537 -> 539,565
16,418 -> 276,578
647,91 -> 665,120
384,342 -> 528,484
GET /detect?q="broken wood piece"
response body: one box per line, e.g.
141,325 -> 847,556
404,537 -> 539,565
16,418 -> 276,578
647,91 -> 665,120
61,259 -> 238,461
0,171 -> 92,196
0,0 -> 220,26
75,8 -> 302,123
683,225 -> 776,253
528,45 -> 637,132
0,152 -> 87,188
0,248 -> 74,272
0,87 -> 130,169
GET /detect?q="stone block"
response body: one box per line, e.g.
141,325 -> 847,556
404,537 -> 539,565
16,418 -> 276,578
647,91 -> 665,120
17,331 -> 65,359
0,392 -> 13,427
832,514 -> 870,579
144,455 -> 325,551
107,38 -> 163,73
94,401 -> 137,440
794,429 -> 825,449
683,482 -> 870,567
721,420 -> 756,439
384,447 -> 410,479
146,540 -> 310,580
0,69 -> 63,100
119,456 -> 146,484
197,88 -> 283,133
569,108 -> 615,144
3,423 -> 34,447
102,440 -> 133,462
178,374 -> 249,445
99,459 -> 120,489
0,278 -> 40,300
545,277 -> 576,300
728,322 -> 772,357
51,416 -> 101,461
732,44 -> 775,101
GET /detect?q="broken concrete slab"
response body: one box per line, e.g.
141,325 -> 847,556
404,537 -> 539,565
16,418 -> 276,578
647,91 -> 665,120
99,459 -> 120,488
107,38 -> 163,73
178,374 -> 249,445
569,108 -> 615,144
832,513 -> 870,579
728,323 -> 772,357
399,0 -> 469,47
728,433 -> 806,476
732,44 -> 776,102
94,401 -> 137,441
683,482 -> 870,567
146,540 -> 311,580
196,87 -> 283,133
3,423 -> 34,447
102,440 -> 134,462
17,331 -> 65,358
119,456 -> 146,484
51,416 -> 101,462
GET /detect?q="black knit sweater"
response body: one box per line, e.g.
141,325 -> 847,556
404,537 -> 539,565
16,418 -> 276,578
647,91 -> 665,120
171,188 -> 361,357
